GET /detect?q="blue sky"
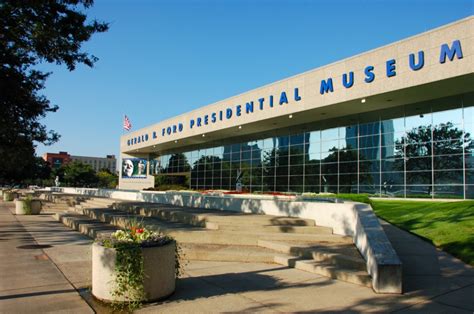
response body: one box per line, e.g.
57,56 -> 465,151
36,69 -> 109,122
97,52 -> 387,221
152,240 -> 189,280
35,0 -> 473,158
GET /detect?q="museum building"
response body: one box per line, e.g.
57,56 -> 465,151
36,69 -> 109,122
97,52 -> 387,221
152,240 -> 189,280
119,16 -> 474,199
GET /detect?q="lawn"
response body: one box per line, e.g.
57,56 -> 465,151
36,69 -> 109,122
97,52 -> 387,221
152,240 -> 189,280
370,199 -> 474,266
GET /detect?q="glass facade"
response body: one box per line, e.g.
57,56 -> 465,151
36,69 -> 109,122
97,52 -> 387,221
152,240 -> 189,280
149,93 -> 474,199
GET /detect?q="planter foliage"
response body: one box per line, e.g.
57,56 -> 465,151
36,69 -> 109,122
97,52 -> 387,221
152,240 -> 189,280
95,222 -> 183,311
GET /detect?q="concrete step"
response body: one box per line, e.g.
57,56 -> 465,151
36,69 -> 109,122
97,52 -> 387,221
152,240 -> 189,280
213,223 -> 333,234
75,207 -> 350,246
88,197 -> 118,204
79,199 -> 117,208
259,240 -> 366,271
55,212 -> 119,238
273,254 -> 306,267
42,203 -> 70,208
55,194 -> 372,289
115,203 -> 317,228
54,212 -> 276,264
294,260 -> 372,288
40,202 -> 71,212
181,243 -> 275,263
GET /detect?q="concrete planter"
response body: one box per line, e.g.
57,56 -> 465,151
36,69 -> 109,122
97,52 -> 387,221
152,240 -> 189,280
92,241 -> 176,302
3,191 -> 18,202
15,199 -> 42,215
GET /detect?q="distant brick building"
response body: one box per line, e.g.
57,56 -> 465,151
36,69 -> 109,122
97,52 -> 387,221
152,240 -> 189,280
42,152 -> 117,173
42,151 -> 71,169
71,155 -> 116,174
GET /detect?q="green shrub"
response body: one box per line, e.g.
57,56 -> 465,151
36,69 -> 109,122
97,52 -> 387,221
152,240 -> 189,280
23,195 -> 33,215
145,184 -> 189,191
335,193 -> 372,204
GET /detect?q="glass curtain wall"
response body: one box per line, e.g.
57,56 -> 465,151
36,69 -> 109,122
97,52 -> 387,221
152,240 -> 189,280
150,94 -> 474,199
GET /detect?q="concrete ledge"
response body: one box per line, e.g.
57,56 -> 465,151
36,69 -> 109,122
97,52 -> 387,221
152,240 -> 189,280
51,187 -> 402,293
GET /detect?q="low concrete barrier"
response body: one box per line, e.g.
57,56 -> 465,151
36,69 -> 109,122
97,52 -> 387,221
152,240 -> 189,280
51,187 -> 402,293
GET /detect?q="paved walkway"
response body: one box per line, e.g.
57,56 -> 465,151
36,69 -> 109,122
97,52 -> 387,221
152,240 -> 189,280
0,201 -> 473,313
0,202 -> 92,313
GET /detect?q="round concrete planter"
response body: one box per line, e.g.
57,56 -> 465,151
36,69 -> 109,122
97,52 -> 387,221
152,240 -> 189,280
92,241 -> 176,303
3,191 -> 18,202
15,199 -> 42,215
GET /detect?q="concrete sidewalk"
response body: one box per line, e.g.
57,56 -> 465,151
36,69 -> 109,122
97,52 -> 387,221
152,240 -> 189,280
0,202 -> 92,313
1,200 -> 473,313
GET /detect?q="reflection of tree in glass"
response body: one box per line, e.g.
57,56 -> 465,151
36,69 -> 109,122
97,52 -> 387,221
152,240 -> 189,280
394,122 -> 473,188
190,155 -> 222,189
322,146 -> 372,193
167,153 -> 191,173
262,149 -> 276,189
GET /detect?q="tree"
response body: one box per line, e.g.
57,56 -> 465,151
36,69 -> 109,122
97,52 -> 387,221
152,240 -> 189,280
62,161 -> 97,187
394,122 -> 474,191
97,169 -> 118,189
190,155 -> 221,189
167,153 -> 191,173
0,1 -> 108,182
321,146 -> 372,193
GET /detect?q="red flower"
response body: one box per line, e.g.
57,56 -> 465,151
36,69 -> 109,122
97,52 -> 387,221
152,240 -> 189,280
136,228 -> 144,234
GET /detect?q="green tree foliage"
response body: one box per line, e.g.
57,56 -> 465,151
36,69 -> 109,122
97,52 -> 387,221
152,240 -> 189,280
21,157 -> 52,186
62,161 -> 97,187
322,147 -> 372,192
0,1 -> 108,182
394,122 -> 474,187
97,169 -> 118,189
167,153 -> 191,173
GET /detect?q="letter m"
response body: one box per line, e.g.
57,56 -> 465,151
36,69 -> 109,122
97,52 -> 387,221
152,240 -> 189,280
440,40 -> 463,64
320,78 -> 334,94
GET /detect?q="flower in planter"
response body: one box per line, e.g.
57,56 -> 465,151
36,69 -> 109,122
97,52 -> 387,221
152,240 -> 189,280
106,227 -> 173,247
94,225 -> 184,311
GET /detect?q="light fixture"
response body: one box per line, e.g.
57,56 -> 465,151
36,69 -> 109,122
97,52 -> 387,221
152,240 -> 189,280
238,125 -> 242,129
361,98 -> 366,103
289,114 -> 293,119
174,140 -> 178,143
202,134 -> 206,137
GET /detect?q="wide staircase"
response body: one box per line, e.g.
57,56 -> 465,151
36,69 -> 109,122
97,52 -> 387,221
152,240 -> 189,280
52,195 -> 372,288
39,195 -> 74,213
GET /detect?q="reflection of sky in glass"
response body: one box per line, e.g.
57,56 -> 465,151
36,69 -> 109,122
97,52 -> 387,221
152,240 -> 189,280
406,112 -> 431,130
262,138 -> 274,149
214,146 -> 224,158
322,128 -> 339,140
390,118 -> 405,133
321,139 -> 339,152
433,108 -> 462,126
308,130 -> 321,143
464,106 -> 474,125
307,142 -> 321,155
465,123 -> 474,138
339,127 -> 347,139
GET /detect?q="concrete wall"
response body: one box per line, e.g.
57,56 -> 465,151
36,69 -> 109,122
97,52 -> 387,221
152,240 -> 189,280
52,187 -> 402,293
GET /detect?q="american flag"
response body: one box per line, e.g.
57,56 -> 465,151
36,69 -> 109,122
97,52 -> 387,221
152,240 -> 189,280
123,115 -> 132,131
